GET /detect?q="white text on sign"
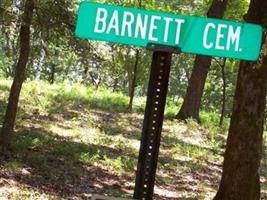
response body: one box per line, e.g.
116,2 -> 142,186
203,23 -> 242,52
94,7 -> 242,52
94,8 -> 185,45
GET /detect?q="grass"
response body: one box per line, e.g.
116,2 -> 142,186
0,80 -> 182,117
0,79 -> 266,199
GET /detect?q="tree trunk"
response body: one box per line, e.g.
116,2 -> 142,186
128,49 -> 140,111
176,0 -> 228,122
113,78 -> 119,92
50,64 -> 55,84
176,55 -> 212,122
82,65 -> 89,83
214,0 -> 267,199
219,58 -> 227,127
0,0 -> 34,150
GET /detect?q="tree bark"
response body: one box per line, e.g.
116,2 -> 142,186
128,49 -> 140,111
214,0 -> 267,199
176,0 -> 228,122
0,0 -> 34,150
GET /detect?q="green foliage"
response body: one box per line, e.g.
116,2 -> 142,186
104,156 -> 136,172
28,153 -> 48,167
12,130 -> 54,153
164,98 -> 182,118
169,54 -> 195,103
57,84 -> 130,112
0,79 -> 11,91
172,141 -> 210,161
14,80 -> 128,113
225,0 -> 249,20
4,160 -> 24,172
201,59 -> 238,117
200,111 -> 230,132
0,80 -> 179,115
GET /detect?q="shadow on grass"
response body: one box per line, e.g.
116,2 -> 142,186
81,109 -> 143,141
0,124 -> 224,200
0,127 -> 135,199
154,134 -> 224,199
161,134 -> 223,156
157,148 -> 222,190
157,152 -> 222,186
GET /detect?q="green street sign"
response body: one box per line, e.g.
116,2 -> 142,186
75,1 -> 263,61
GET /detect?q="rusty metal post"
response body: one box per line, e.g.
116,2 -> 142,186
133,45 -> 180,200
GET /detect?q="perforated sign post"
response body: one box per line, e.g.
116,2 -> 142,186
75,2 -> 263,200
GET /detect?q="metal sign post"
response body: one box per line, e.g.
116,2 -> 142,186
133,45 -> 180,200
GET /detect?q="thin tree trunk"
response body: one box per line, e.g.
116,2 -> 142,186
214,0 -> 267,199
0,0 -> 34,150
50,64 -> 55,84
128,49 -> 140,111
111,45 -> 119,92
113,78 -> 119,92
176,0 -> 228,122
82,65 -> 89,83
128,70 -> 132,96
220,58 -> 227,127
